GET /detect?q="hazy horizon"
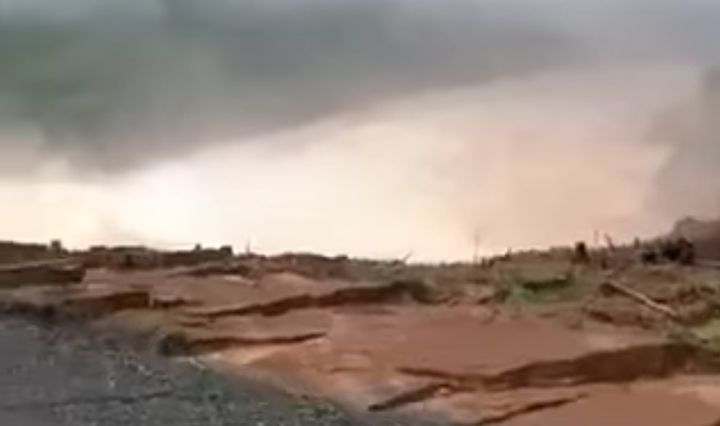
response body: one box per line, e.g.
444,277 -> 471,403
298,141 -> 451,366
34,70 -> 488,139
1,0 -> 719,260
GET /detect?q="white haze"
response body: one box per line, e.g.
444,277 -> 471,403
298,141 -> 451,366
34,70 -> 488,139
0,64 -> 703,260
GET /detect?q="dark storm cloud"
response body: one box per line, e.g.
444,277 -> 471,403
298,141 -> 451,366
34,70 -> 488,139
0,0 -> 719,173
0,0 -> 579,171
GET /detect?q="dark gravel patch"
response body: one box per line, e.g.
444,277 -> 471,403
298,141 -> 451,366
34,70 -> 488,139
0,318 -> 444,426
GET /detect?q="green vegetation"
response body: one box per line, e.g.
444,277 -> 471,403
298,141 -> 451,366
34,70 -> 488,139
491,259 -> 597,307
689,319 -> 720,353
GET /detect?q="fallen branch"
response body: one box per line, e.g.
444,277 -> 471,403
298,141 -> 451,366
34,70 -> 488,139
601,281 -> 680,322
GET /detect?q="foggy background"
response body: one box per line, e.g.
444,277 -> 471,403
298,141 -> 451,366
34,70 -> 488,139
0,0 -> 719,260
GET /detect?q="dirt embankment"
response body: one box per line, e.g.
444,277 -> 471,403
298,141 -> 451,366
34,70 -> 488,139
0,259 -> 85,289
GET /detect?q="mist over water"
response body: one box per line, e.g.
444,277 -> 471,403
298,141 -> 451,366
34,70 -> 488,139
0,0 -> 719,260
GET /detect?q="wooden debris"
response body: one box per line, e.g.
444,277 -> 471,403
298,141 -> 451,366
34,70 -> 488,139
601,281 -> 680,322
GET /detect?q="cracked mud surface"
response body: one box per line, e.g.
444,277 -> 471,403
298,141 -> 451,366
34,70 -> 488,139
3,262 -> 720,425
0,318 -> 441,426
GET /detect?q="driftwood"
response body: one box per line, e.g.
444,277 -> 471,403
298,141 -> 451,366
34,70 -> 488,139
601,280 -> 680,322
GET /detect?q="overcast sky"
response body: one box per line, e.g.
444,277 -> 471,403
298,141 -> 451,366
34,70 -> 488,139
0,0 -> 719,258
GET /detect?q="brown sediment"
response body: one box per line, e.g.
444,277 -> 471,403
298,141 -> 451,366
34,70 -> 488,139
398,341 -> 720,391
61,288 -> 151,317
2,247 -> 720,426
470,394 -> 586,425
158,330 -> 326,356
495,381 -> 720,426
0,285 -> 151,320
190,280 -> 431,319
0,259 -> 85,288
367,383 -> 462,412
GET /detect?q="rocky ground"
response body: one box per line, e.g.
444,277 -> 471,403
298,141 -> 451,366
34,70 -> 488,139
0,316 -> 437,426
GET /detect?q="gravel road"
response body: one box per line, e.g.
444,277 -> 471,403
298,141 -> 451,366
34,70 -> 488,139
0,318 -> 438,426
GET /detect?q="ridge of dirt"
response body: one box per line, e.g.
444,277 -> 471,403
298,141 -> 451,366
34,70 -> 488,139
469,393 -> 586,425
397,341 -> 720,391
0,259 -> 85,289
368,383 -> 462,412
0,286 -> 152,321
190,280 -> 431,319
158,330 -> 326,356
